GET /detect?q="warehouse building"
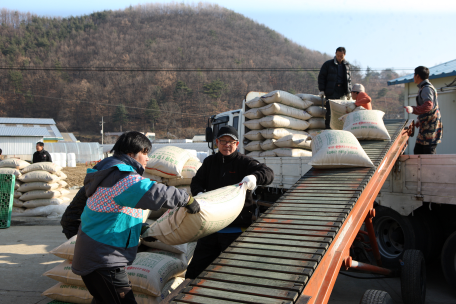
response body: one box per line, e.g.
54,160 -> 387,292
0,127 -> 50,160
0,118 -> 63,143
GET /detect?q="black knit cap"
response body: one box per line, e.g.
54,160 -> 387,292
217,125 -> 239,141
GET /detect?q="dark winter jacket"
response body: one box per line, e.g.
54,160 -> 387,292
190,151 -> 274,228
318,57 -> 352,97
61,187 -> 87,239
33,150 -> 52,163
72,154 -> 189,276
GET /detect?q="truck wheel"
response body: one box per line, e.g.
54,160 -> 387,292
359,289 -> 393,304
441,231 -> 456,291
401,249 -> 426,304
373,206 -> 417,268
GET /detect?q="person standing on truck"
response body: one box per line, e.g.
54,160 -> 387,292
186,125 -> 274,279
404,66 -> 443,154
33,142 -> 52,163
71,131 -> 200,304
350,83 -> 372,110
318,46 -> 352,129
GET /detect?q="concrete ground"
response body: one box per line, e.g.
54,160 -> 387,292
1,224 -> 455,304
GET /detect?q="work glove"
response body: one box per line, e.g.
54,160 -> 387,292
415,118 -> 420,128
140,224 -> 157,242
240,175 -> 257,191
185,196 -> 201,214
318,91 -> 325,98
404,106 -> 413,114
346,94 -> 351,100
346,103 -> 356,113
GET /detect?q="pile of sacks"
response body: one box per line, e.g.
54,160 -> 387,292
243,90 -> 326,157
0,161 -> 71,218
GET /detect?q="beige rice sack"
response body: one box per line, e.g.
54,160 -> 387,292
260,139 -> 277,150
260,128 -> 309,140
23,198 -> 67,209
55,171 -> 67,179
296,93 -> 324,105
0,168 -> 21,178
341,110 -> 391,140
58,180 -> 68,188
0,158 -> 29,169
149,208 -> 168,219
244,108 -> 265,119
244,130 -> 264,141
145,241 -> 197,266
159,277 -> 185,302
43,260 -> 84,286
164,178 -> 192,186
127,252 -> 186,296
181,160 -> 202,179
14,181 -> 22,190
245,141 -> 263,152
18,181 -> 60,192
143,172 -> 163,182
308,118 -> 326,129
50,235 -> 77,260
14,190 -> 22,198
329,99 -> 356,130
247,151 -> 262,157
261,90 -> 312,109
259,103 -> 312,120
308,129 -> 326,138
12,206 -> 26,214
259,115 -> 310,131
19,171 -> 59,183
146,146 -> 191,178
243,119 -> 264,130
142,238 -> 188,254
13,198 -> 23,208
144,184 -> 246,245
260,150 -> 277,157
245,97 -> 266,108
19,189 -> 63,201
42,283 -> 92,304
274,148 -> 312,157
306,106 -> 327,118
21,162 -> 62,174
275,134 -> 312,150
309,130 -> 374,168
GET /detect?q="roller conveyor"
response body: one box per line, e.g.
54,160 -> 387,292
162,119 -> 413,304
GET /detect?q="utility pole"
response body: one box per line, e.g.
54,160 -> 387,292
100,116 -> 105,145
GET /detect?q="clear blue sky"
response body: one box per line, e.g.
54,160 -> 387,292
3,0 -> 455,74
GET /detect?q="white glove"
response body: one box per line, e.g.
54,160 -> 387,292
404,106 -> 413,114
240,175 -> 257,190
346,103 -> 356,113
318,91 -> 325,98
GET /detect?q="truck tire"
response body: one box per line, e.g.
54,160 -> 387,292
401,249 -> 426,304
373,206 -> 417,268
441,231 -> 456,291
359,289 -> 393,304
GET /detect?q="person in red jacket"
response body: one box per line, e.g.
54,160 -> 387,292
351,84 -> 372,110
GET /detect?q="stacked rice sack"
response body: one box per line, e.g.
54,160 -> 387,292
11,162 -> 70,217
244,90 -> 326,157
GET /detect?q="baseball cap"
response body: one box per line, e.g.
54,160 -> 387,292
217,125 -> 239,141
352,84 -> 365,92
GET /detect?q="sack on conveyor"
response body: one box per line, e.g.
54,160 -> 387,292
245,141 -> 263,152
244,108 -> 265,119
245,97 -> 267,108
159,277 -> 185,301
17,181 -> 60,192
275,134 -> 312,150
261,90 -> 312,109
260,128 -> 309,140
50,235 -> 77,260
244,130 -> 265,141
0,168 -> 21,178
259,103 -> 312,120
143,184 -> 246,245
259,115 -> 310,131
0,158 -> 29,170
21,162 -> 62,174
341,110 -> 391,140
145,146 -> 190,178
309,130 -> 374,168
306,106 -> 327,118
308,129 -> 326,138
274,148 -> 312,157
307,118 -> 326,129
260,150 -> 277,157
260,139 -> 277,151
329,99 -> 357,130
296,93 -> 324,106
18,171 -> 60,183
243,119 -> 264,130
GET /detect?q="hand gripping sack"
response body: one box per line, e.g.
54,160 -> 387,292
274,148 -> 312,157
0,158 -> 29,169
260,139 -> 277,151
306,106 -> 327,118
342,110 -> 391,140
261,90 -> 312,109
259,115 -> 310,131
21,162 -> 62,174
243,119 -> 264,130
144,184 -> 247,245
245,96 -> 266,108
260,128 -> 309,140
309,130 -> 374,168
275,134 -> 312,150
296,93 -> 324,106
259,103 -> 312,120
329,99 -> 357,130
146,146 -> 191,178
244,130 -> 264,141
245,141 -> 263,152
244,108 -> 265,120
307,117 -> 326,129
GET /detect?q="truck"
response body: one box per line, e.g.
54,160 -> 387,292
204,91 -> 456,294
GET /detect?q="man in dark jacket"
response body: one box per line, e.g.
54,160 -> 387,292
318,47 -> 352,128
33,142 -> 52,163
185,125 -> 274,279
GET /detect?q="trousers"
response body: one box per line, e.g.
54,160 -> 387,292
185,232 -> 242,279
81,267 -> 137,304
414,143 -> 437,155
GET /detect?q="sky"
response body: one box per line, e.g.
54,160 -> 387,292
3,0 -> 456,75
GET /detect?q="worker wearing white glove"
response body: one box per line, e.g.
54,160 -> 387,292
404,106 -> 414,114
345,103 -> 356,113
318,91 -> 325,98
240,175 -> 257,190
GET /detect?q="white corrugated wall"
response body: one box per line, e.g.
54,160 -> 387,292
45,142 -> 103,163
0,136 -> 42,155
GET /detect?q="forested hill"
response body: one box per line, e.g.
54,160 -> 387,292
0,4 -> 402,139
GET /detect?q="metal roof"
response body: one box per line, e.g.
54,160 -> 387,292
0,127 -> 50,136
0,117 -> 56,124
388,59 -> 456,86
50,125 -> 63,139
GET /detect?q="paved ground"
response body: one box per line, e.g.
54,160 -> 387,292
1,224 -> 455,304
